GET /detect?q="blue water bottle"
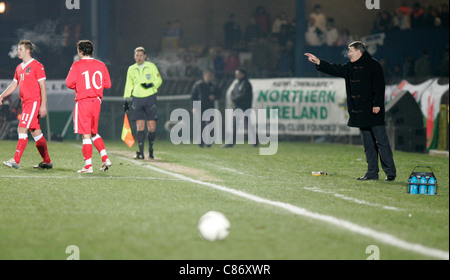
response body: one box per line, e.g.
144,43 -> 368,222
409,175 -> 418,194
419,176 -> 427,195
427,176 -> 436,195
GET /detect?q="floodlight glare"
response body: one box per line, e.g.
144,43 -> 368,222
0,2 -> 5,14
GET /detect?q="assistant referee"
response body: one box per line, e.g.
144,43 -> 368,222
123,46 -> 163,159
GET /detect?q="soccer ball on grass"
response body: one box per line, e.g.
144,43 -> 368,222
197,211 -> 230,241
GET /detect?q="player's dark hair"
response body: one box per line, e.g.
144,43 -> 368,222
77,40 -> 94,56
19,40 -> 34,55
349,41 -> 367,54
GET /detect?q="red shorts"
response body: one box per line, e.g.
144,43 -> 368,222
74,97 -> 102,135
19,101 -> 41,131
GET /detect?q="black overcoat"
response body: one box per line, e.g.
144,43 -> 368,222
317,52 -> 386,128
231,78 -> 253,111
191,79 -> 218,112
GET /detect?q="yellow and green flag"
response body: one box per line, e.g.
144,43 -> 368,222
121,114 -> 135,148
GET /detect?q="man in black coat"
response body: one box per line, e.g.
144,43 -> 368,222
191,70 -> 218,147
305,41 -> 396,181
222,68 -> 257,148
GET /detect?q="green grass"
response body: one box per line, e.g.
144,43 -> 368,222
0,140 -> 448,260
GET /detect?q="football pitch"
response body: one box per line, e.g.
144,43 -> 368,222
0,140 -> 448,260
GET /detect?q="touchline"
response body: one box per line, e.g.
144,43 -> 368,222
169,101 -> 279,156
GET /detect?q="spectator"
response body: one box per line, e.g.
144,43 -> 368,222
396,1 -> 412,17
325,17 -> 339,46
162,20 -> 182,51
372,11 -> 392,34
197,47 -> 214,73
379,58 -> 394,84
438,4 -> 449,28
336,28 -> 353,46
423,5 -> 441,28
191,70 -> 219,147
245,16 -> 263,47
438,48 -> 449,77
224,13 -> 242,50
309,4 -> 327,34
250,38 -> 272,78
277,24 -> 292,48
213,49 -> 225,81
402,55 -> 415,79
414,49 -> 431,80
392,9 -> 411,30
410,2 -> 425,29
288,17 -> 297,41
305,18 -> 324,46
277,40 -> 294,77
392,63 -> 403,84
224,50 -> 241,77
222,68 -> 256,148
272,11 -> 288,37
255,6 -> 271,37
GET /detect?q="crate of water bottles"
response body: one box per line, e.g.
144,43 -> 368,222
407,166 -> 438,195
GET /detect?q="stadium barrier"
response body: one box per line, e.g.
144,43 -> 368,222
0,78 -> 448,152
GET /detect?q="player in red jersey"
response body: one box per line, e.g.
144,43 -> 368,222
66,40 -> 112,173
0,40 -> 52,169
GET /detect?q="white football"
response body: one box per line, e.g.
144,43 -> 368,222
198,211 -> 230,241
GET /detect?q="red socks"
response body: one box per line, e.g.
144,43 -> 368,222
92,134 -> 109,162
14,133 -> 52,164
82,139 -> 93,168
14,133 -> 28,164
34,134 -> 51,163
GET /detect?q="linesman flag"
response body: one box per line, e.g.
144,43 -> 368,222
121,114 -> 135,148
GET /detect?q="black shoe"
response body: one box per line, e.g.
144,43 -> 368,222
357,176 -> 379,181
149,150 -> 154,159
134,151 -> 144,160
385,176 -> 396,182
33,162 -> 53,169
221,144 -> 234,148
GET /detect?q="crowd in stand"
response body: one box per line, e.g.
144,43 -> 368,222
380,47 -> 449,85
305,5 -> 354,47
372,2 -> 449,84
160,3 -> 449,82
221,6 -> 297,78
371,2 -> 449,34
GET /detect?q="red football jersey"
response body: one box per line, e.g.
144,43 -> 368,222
65,58 -> 111,101
13,59 -> 46,103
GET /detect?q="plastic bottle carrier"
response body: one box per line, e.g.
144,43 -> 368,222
407,165 -> 438,195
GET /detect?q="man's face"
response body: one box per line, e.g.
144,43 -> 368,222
348,46 -> 362,63
134,51 -> 147,65
203,72 -> 212,83
235,70 -> 243,79
17,44 -> 29,60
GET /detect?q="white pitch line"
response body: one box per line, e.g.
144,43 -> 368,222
118,156 -> 449,260
304,187 -> 404,211
0,175 -> 182,181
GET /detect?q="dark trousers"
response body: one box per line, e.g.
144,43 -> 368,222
232,116 -> 258,145
199,120 -> 212,146
360,125 -> 396,179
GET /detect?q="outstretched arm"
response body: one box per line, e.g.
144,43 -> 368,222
306,53 -> 346,78
304,53 -> 321,65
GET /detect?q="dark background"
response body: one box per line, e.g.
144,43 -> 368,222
0,0 -> 448,87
